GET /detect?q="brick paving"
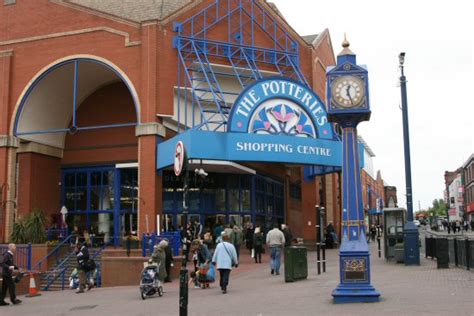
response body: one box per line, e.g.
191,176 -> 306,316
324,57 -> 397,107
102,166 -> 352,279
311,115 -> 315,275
1,241 -> 473,316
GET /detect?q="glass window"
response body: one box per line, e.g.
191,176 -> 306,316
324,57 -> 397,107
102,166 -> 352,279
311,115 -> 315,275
163,188 -> 174,211
241,176 -> 251,212
65,188 -> 76,211
65,173 -> 75,187
76,172 -> 87,187
228,176 -> 239,212
120,168 -> 137,212
76,187 -> 87,211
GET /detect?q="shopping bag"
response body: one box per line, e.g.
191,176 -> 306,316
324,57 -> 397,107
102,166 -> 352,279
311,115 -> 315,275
206,264 -> 215,282
251,248 -> 255,258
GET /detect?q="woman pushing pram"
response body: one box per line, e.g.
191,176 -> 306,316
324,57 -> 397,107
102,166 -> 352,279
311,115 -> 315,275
139,240 -> 168,299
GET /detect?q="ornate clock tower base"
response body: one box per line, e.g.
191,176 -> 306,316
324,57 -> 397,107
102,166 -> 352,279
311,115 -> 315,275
332,236 -> 380,303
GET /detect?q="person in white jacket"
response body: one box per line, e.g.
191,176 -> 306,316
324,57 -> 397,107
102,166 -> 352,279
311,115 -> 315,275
212,233 -> 238,294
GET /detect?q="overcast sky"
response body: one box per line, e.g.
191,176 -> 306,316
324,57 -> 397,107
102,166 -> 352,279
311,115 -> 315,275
272,0 -> 473,211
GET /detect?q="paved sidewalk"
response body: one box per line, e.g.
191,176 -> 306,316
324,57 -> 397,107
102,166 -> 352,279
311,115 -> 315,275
2,242 -> 473,316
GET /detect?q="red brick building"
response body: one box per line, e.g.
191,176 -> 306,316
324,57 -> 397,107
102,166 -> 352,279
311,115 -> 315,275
0,0 -> 388,245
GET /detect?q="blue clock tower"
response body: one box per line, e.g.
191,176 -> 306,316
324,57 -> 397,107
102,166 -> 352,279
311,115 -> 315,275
327,36 -> 380,303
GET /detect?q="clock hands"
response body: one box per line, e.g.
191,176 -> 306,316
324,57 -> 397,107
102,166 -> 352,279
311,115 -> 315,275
345,85 -> 354,105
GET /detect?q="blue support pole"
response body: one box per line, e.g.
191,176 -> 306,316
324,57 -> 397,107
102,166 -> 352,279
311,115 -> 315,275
399,53 -> 420,265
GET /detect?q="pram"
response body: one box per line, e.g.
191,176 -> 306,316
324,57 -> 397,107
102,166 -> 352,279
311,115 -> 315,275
139,263 -> 163,300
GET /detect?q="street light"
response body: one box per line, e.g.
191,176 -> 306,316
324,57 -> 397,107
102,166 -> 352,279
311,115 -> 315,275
399,52 -> 420,265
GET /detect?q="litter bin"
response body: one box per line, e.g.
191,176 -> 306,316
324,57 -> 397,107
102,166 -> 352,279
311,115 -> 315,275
284,246 -> 308,282
436,238 -> 449,269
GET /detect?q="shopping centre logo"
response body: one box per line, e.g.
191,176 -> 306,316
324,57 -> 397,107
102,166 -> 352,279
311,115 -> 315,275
249,100 -> 316,138
229,77 -> 333,140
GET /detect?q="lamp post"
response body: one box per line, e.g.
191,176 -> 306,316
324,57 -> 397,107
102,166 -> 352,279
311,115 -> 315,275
399,52 -> 420,265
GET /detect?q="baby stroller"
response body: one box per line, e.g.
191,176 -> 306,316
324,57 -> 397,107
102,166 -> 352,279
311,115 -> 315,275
139,262 -> 163,300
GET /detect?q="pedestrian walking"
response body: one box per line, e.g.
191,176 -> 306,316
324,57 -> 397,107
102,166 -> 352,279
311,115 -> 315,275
230,225 -> 243,260
212,233 -> 238,294
253,226 -> 264,264
164,239 -> 174,283
266,224 -> 285,275
244,222 -> 254,254
0,243 -> 22,306
370,225 -> 377,241
150,240 -> 168,283
213,221 -> 224,243
74,239 -> 89,293
203,232 -> 215,254
191,239 -> 212,288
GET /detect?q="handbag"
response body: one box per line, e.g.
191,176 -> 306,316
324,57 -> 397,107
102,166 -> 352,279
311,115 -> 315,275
251,248 -> 255,258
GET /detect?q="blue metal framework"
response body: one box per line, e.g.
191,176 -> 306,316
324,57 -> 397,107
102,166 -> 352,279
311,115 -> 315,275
13,58 -> 139,137
173,0 -> 309,132
61,166 -> 139,248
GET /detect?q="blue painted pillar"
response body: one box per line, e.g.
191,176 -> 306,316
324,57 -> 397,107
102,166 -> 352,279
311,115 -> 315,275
341,127 -> 366,241
332,123 -> 380,303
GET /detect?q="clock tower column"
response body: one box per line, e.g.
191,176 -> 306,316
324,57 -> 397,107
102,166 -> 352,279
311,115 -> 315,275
327,36 -> 381,303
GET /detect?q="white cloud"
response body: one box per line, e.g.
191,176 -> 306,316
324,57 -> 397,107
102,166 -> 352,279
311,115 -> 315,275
272,0 -> 474,210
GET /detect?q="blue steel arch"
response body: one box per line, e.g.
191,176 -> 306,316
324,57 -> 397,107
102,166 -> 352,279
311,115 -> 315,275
13,57 -> 141,137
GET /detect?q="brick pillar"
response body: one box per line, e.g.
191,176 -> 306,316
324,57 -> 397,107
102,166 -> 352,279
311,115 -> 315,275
301,177 -> 319,243
0,50 -> 16,242
16,151 -> 61,220
136,123 -> 165,237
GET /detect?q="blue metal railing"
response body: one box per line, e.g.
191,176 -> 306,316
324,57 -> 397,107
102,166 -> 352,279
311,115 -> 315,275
142,232 -> 182,257
42,239 -> 111,291
0,244 -> 32,271
32,233 -> 74,272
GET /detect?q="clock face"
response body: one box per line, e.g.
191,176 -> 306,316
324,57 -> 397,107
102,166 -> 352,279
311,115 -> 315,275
331,75 -> 365,108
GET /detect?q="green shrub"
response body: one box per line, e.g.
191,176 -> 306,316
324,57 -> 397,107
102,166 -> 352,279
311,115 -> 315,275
10,209 -> 47,244
10,219 -> 28,244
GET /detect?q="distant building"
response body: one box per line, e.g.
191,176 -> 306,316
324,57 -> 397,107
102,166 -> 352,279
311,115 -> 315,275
384,186 -> 398,208
462,154 -> 474,222
359,137 -> 386,226
444,169 -> 464,221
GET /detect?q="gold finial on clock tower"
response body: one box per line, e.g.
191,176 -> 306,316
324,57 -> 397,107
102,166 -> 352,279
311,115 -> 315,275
338,33 -> 354,56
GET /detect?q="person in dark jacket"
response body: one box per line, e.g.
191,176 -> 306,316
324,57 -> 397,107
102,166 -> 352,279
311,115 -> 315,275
252,227 -> 264,264
1,244 -> 22,306
163,239 -> 174,283
244,223 -> 254,254
75,240 -> 89,293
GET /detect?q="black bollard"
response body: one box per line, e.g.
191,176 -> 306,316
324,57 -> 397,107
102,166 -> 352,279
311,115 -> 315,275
377,236 -> 381,258
179,265 -> 188,316
322,242 -> 326,273
316,240 -> 321,275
